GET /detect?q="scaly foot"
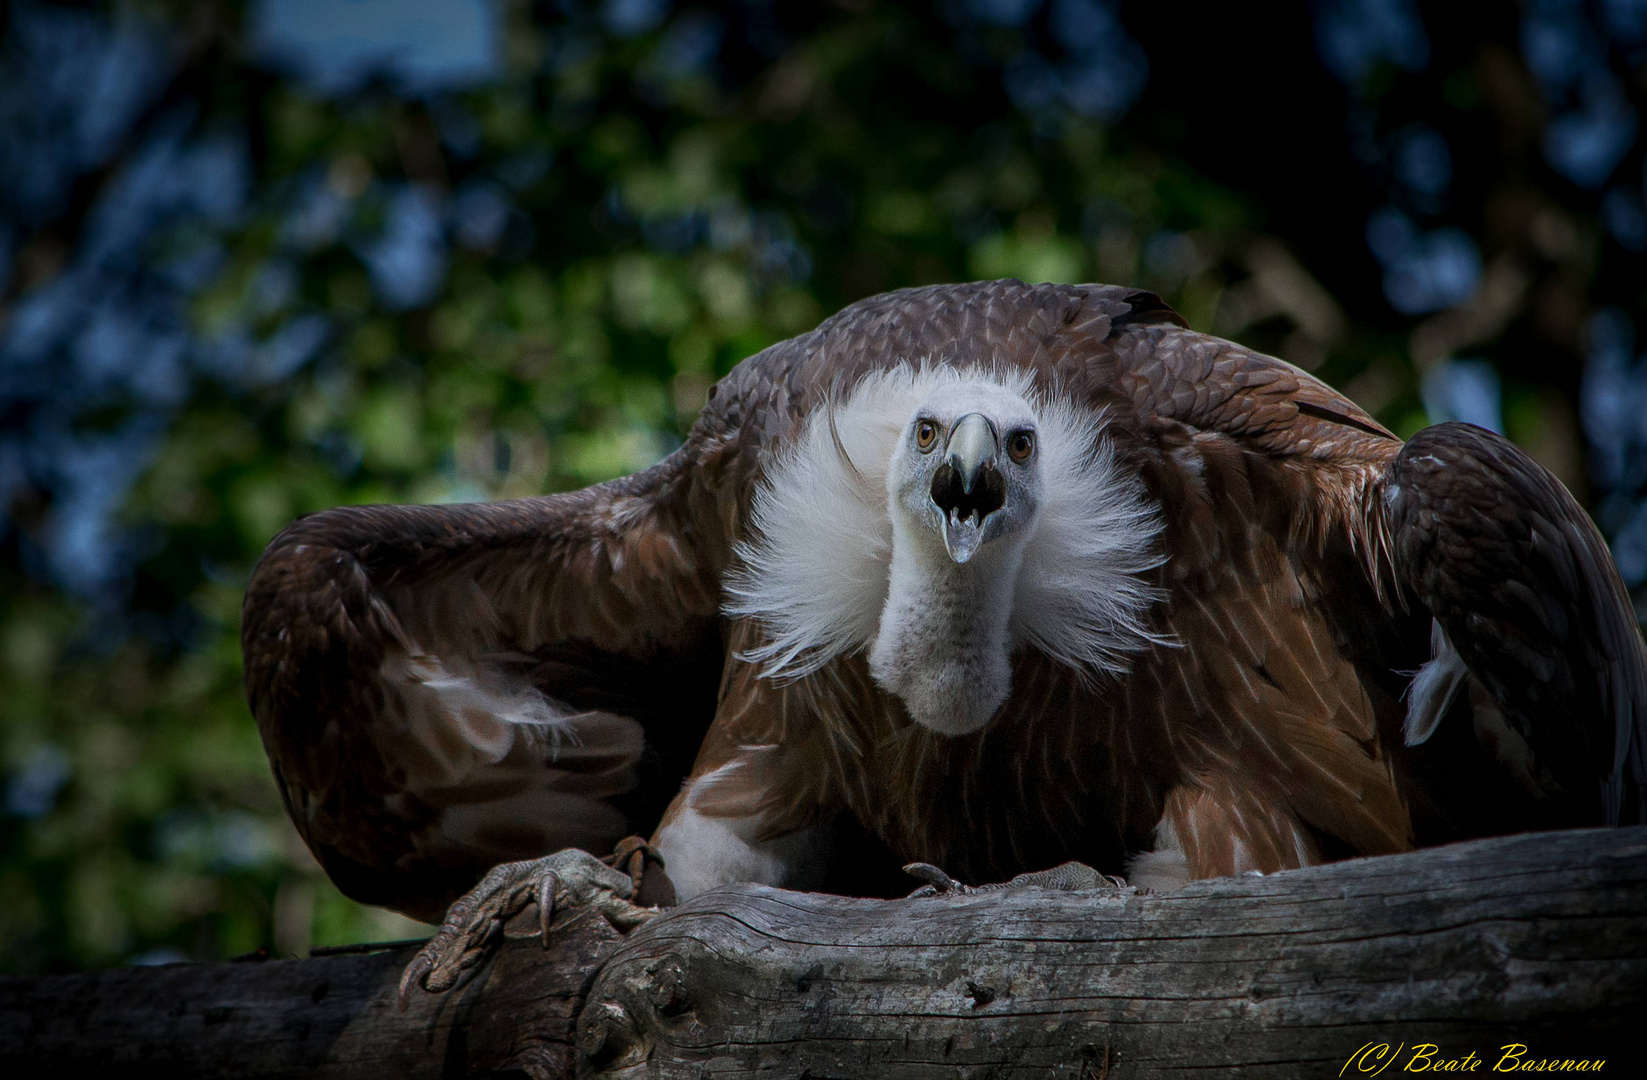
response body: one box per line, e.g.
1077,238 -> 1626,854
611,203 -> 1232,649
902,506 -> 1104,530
398,847 -> 657,1009
903,860 -> 1129,897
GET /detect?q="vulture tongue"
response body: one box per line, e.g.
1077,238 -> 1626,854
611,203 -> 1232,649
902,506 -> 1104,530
931,461 -> 1006,563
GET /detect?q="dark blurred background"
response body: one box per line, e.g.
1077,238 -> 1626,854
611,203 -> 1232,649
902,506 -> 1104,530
3,0 -> 1646,973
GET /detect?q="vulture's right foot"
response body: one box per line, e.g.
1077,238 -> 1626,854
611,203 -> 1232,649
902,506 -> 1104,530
397,848 -> 657,1009
903,860 -> 1130,897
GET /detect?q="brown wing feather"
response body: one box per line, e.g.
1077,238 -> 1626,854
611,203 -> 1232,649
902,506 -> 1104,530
1384,421 -> 1647,826
1121,418 -> 1411,873
242,452 -> 729,919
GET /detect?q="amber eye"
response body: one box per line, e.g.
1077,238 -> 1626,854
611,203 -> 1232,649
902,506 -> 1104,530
1007,430 -> 1035,463
915,420 -> 939,452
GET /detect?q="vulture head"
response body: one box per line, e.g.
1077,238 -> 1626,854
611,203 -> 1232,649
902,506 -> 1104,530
872,380 -> 1048,736
730,364 -> 1164,741
886,380 -> 1044,565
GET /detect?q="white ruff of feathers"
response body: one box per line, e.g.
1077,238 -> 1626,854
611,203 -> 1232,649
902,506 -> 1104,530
723,364 -> 1168,692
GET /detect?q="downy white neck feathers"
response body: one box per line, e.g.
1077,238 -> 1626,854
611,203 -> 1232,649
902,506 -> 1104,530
724,364 -> 1165,735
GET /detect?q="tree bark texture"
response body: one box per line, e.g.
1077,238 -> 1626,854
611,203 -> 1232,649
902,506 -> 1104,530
0,906 -> 624,1078
2,828 -> 1644,1079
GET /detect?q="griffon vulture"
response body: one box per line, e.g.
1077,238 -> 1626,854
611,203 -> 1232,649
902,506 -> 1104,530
241,281 -> 1646,1000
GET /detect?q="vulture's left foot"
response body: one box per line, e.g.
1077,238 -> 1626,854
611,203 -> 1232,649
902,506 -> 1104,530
903,860 -> 1129,897
397,847 -> 659,1009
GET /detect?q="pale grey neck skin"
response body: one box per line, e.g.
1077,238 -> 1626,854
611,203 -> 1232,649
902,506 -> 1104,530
868,382 -> 1043,735
869,515 -> 1027,734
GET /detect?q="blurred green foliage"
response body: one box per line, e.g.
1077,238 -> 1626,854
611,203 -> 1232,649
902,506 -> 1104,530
0,0 -> 1576,972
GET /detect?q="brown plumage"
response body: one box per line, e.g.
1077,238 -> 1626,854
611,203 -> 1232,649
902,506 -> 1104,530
242,280 -> 1646,921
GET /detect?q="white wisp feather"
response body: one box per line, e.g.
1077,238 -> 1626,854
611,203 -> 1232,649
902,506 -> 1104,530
1010,394 -> 1170,676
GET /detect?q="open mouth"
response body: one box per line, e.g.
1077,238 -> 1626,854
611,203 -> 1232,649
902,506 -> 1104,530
930,461 -> 1006,524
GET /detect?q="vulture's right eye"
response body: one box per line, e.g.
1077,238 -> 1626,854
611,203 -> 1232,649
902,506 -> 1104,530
915,420 -> 939,452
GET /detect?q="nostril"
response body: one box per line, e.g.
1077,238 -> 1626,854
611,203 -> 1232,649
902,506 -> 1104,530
930,463 -> 1005,522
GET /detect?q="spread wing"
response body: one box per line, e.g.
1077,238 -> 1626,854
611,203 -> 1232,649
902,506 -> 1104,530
1102,315 -> 1644,854
1096,317 -> 1419,874
1383,422 -> 1647,826
241,451 -> 730,920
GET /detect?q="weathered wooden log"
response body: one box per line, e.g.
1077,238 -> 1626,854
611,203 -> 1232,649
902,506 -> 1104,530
2,828 -> 1644,1078
586,828 -> 1647,1078
0,908 -> 623,1078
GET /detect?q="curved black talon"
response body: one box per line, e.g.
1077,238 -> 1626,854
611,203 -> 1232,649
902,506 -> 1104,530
903,861 -> 971,897
537,870 -> 558,948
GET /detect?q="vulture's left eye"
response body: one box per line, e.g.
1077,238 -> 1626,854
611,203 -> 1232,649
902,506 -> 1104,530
1007,430 -> 1035,462
915,420 -> 939,452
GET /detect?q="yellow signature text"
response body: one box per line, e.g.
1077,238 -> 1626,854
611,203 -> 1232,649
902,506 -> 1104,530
1341,1042 -> 1607,1075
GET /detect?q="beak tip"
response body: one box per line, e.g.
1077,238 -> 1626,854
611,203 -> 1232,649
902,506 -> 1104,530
941,516 -> 983,564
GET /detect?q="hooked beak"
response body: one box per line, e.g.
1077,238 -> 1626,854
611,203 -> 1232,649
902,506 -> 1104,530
930,413 -> 1005,563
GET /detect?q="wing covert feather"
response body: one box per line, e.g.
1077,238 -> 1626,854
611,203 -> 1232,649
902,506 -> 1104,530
1384,422 -> 1647,825
242,451 -> 728,918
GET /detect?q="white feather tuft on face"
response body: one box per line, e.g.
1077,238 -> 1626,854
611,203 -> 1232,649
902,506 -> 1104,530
1008,393 -> 1170,677
719,376 -> 904,678
724,363 -> 1166,686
